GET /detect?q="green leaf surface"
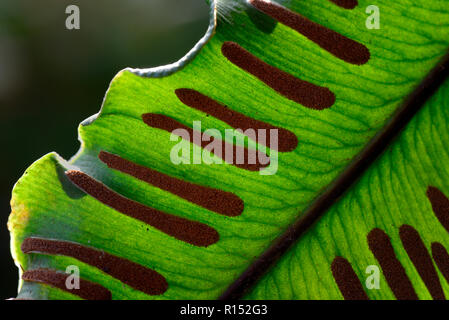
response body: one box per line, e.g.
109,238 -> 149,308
246,77 -> 449,300
8,0 -> 449,299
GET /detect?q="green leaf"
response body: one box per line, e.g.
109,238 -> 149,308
246,77 -> 449,300
7,0 -> 449,299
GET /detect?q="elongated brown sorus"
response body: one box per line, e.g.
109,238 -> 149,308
399,225 -> 445,300
22,268 -> 112,300
142,113 -> 270,171
65,170 -> 219,247
221,41 -> 335,110
21,237 -> 168,295
431,242 -> 449,285
99,151 -> 244,217
249,0 -> 370,65
331,257 -> 369,300
329,0 -> 358,9
367,228 -> 418,300
427,186 -> 449,234
175,88 -> 298,152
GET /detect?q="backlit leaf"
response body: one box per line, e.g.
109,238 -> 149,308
8,0 -> 449,299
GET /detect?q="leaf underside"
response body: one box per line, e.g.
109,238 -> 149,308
8,0 -> 449,300
247,77 -> 449,300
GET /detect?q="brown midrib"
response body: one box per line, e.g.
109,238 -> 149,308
220,52 -> 449,299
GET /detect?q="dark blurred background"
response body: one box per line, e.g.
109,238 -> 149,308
0,0 -> 209,298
